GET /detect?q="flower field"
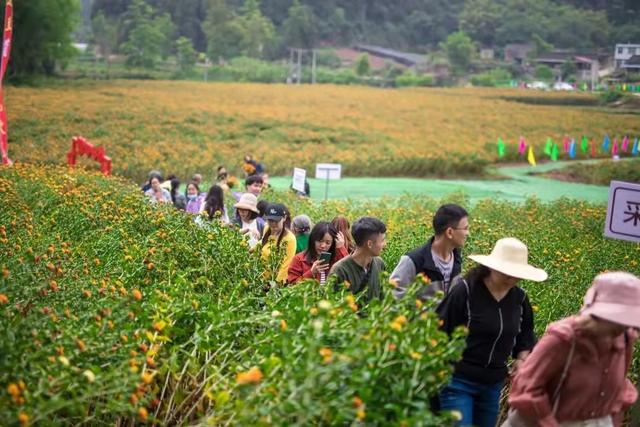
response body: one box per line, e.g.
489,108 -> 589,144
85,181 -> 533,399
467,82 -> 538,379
6,81 -> 640,181
1,163 -> 638,425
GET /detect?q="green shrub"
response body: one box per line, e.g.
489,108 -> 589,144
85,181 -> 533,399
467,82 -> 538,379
471,68 -> 512,87
395,72 -> 435,87
534,64 -> 553,80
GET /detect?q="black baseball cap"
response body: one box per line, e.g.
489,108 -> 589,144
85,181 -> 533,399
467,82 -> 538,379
264,203 -> 286,220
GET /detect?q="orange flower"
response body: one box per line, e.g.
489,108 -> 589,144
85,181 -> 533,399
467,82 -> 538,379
236,366 -> 263,385
0,293 -> 8,304
132,289 -> 142,301
280,319 -> 287,331
153,320 -> 166,332
138,407 -> 148,422
319,347 -> 333,364
7,383 -> 20,397
352,396 -> 364,408
18,412 -> 29,426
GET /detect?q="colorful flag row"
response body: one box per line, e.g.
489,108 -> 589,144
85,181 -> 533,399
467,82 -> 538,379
497,135 -> 640,166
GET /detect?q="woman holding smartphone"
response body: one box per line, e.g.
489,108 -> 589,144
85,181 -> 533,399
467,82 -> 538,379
287,221 -> 348,285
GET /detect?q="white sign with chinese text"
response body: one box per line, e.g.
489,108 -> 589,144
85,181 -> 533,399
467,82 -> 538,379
604,180 -> 640,243
292,167 -> 306,192
315,163 -> 341,180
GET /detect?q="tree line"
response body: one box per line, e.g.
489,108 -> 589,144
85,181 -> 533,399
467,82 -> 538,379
4,0 -> 640,78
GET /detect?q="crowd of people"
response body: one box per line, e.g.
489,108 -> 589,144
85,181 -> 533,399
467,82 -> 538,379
141,167 -> 640,427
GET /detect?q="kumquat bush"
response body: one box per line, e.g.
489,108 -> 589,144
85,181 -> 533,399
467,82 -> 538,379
1,163 -> 639,425
6,81 -> 640,181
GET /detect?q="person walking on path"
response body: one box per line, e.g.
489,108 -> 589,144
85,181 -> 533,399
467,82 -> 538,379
261,203 -> 296,284
291,215 -> 313,254
144,175 -> 171,204
436,237 -> 547,427
391,204 -> 469,300
287,221 -> 348,285
332,216 -> 356,254
329,217 -> 387,302
232,193 -> 264,249
505,272 -> 640,427
185,182 -> 206,214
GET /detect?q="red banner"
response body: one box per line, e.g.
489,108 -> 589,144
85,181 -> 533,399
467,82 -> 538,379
0,0 -> 12,165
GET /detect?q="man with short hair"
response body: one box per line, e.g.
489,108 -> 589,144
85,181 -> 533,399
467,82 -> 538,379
233,174 -> 264,201
329,216 -> 387,302
245,175 -> 263,197
391,204 -> 469,300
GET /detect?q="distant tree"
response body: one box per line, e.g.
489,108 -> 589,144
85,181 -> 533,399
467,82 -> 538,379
355,53 -> 370,76
5,0 -> 80,77
91,12 -> 119,78
282,0 -> 317,49
560,59 -> 577,80
531,34 -> 553,56
120,0 -> 172,68
441,31 -> 475,75
237,0 -> 276,58
459,0 -> 503,47
202,0 -> 244,61
176,36 -> 198,72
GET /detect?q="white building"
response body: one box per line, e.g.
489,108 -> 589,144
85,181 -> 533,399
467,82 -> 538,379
614,43 -> 640,69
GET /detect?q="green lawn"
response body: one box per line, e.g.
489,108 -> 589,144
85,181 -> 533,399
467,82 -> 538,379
268,161 -> 612,203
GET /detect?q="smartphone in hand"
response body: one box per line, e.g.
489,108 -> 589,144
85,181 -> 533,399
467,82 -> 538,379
319,251 -> 332,264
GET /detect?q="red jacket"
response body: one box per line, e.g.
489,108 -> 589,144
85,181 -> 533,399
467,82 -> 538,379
287,246 -> 348,284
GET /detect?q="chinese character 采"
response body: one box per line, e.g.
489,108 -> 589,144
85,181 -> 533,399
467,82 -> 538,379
624,201 -> 640,227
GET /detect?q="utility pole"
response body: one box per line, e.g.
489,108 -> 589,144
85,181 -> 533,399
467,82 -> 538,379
311,49 -> 317,84
297,48 -> 302,85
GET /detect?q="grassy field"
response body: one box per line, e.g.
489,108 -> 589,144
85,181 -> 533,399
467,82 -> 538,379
6,81 -> 640,183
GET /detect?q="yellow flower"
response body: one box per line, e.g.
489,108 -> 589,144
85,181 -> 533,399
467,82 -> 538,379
356,409 -> 366,420
318,300 -> 332,311
280,319 -> 288,331
390,321 -> 402,331
394,315 -> 408,325
410,351 -> 422,360
83,370 -> 96,383
58,356 -> 70,366
415,299 -> 423,309
141,371 -> 154,384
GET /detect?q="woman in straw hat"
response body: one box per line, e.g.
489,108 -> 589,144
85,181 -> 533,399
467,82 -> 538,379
436,237 -> 548,427
505,271 -> 640,427
232,193 -> 265,248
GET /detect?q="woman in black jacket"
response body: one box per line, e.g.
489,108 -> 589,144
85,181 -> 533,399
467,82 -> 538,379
436,237 -> 547,427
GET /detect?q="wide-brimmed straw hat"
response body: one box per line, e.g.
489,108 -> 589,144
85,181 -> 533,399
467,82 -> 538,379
581,272 -> 640,329
468,237 -> 548,282
234,193 -> 260,214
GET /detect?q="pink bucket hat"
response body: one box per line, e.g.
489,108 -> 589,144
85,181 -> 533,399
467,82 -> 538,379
581,272 -> 640,329
234,193 -> 260,214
